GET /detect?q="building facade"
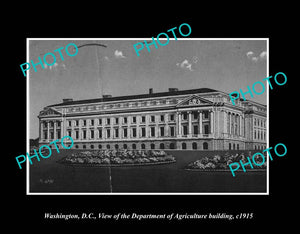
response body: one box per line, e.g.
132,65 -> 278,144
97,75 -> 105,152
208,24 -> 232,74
38,88 -> 267,151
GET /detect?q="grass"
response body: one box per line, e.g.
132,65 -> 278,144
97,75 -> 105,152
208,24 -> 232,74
29,149 -> 267,193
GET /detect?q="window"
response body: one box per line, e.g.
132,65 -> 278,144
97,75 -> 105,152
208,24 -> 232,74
99,119 -> 102,125
141,143 -> 146,149
90,130 -> 94,139
151,115 -> 155,122
192,142 -> 197,150
193,125 -> 198,135
57,130 -> 61,139
68,121 -> 72,127
182,142 -> 187,149
193,112 -> 198,120
98,129 -> 102,138
123,144 -> 127,149
183,126 -> 188,135
115,118 -> 119,124
141,116 -> 146,123
50,131 -> 54,139
170,143 -> 175,149
124,128 -> 128,138
106,129 -> 110,138
204,124 -> 209,134
75,120 -> 79,126
98,144 -> 102,149
204,111 -> 209,119
123,117 -> 127,124
115,128 -> 119,138
160,115 -> 164,122
83,120 -> 86,126
170,114 -> 174,121
183,113 -> 187,120
229,143 -> 231,150
115,144 -> 119,149
106,144 -> 110,149
91,119 -> 94,126
159,143 -> 165,149
151,127 -> 155,137
203,142 -> 208,150
132,116 -> 136,123
141,127 -> 146,137
91,145 -> 94,149
83,145 -> 86,149
132,128 -> 137,137
150,143 -> 155,149
76,130 -> 79,139
83,130 -> 86,139
170,126 -> 175,136
160,127 -> 164,137
132,144 -> 136,149
107,118 -> 110,125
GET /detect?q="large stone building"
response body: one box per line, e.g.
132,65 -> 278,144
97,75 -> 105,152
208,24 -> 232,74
38,87 -> 267,151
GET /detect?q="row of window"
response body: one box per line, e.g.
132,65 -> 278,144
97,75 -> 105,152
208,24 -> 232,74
254,129 -> 266,141
70,142 -> 210,150
65,112 -> 210,128
254,118 -> 266,128
66,99 -> 178,113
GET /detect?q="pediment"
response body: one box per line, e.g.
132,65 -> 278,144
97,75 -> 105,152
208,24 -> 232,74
39,107 -> 62,117
176,95 -> 213,107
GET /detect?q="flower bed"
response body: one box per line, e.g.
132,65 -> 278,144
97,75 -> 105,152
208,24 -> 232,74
58,150 -> 176,166
185,152 -> 267,170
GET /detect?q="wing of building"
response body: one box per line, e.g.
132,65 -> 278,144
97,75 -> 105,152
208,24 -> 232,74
38,87 -> 267,151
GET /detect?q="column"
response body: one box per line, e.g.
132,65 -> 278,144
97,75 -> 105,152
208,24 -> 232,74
198,111 -> 202,135
47,121 -> 50,141
240,115 -> 243,136
165,113 -> 169,137
188,111 -> 192,137
54,121 -> 57,139
40,121 -> 44,140
127,117 -> 131,139
136,116 -> 140,139
146,115 -> 149,138
155,115 -> 159,137
210,110 -> 214,134
229,112 -> 231,135
177,112 -> 182,137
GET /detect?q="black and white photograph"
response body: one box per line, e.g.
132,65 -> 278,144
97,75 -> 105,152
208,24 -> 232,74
28,39 -> 268,194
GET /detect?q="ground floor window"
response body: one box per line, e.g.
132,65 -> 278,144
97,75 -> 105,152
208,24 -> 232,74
160,143 -> 164,149
182,142 -> 187,149
203,142 -> 208,150
192,142 -> 197,149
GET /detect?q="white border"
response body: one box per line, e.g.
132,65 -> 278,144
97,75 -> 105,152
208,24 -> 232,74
26,38 -> 269,195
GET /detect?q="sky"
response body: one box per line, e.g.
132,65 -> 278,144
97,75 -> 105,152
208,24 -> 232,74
29,39 -> 267,139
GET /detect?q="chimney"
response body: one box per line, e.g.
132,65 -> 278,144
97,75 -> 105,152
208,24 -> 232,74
168,88 -> 178,92
102,94 -> 112,98
149,88 -> 153,94
62,98 -> 73,103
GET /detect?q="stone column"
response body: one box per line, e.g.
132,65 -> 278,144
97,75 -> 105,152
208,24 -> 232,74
210,110 -> 214,134
198,111 -> 202,134
47,121 -> 50,140
240,115 -> 243,136
40,121 -> 44,140
229,112 -> 231,135
54,121 -> 57,139
177,112 -> 182,137
188,111 -> 192,137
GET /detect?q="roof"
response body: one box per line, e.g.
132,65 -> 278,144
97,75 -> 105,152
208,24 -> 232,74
47,88 -> 219,107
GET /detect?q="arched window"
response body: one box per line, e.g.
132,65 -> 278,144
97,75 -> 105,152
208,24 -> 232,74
229,143 -> 231,150
75,145 -> 79,149
182,142 -> 187,150
192,142 -> 197,150
115,144 -> 119,149
159,143 -> 165,149
141,143 -> 146,149
132,144 -> 136,149
233,143 -> 235,150
203,142 -> 208,150
83,145 -> 86,149
170,143 -> 175,149
90,145 -> 94,149
106,144 -> 110,149
150,143 -> 155,149
123,144 -> 127,149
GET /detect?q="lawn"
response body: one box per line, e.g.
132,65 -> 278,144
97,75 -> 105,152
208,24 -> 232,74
29,149 -> 267,193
